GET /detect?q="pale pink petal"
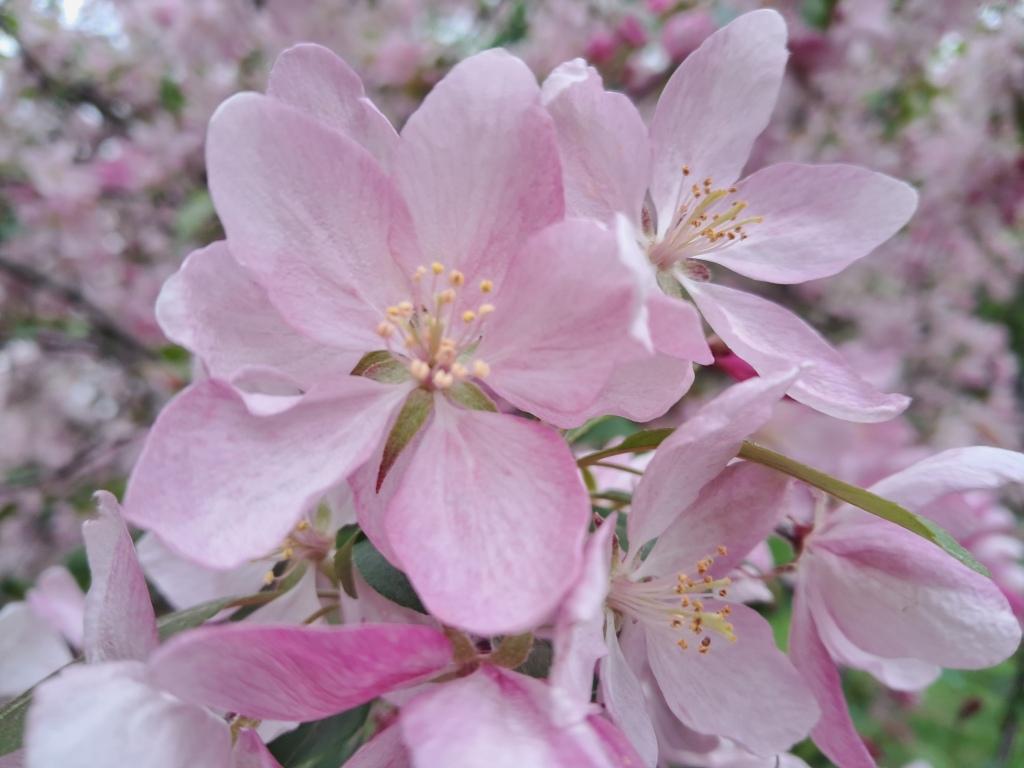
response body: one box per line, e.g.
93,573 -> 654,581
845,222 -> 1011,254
699,164 -> 917,284
482,219 -> 648,427
232,730 -> 282,768
789,587 -> 876,768
0,603 -> 72,697
586,715 -> 648,768
347,726 -> 412,768
157,242 -> 356,391
0,750 -> 23,767
267,44 -> 398,170
648,289 -> 713,364
649,10 -> 787,223
685,280 -> 910,422
810,514 -> 1022,668
25,566 -> 84,649
647,605 -> 819,757
383,399 -> 588,635
636,461 -> 791,580
541,59 -> 650,223
628,370 -> 798,549
83,492 -> 158,664
136,534 -> 268,611
150,623 -> 453,721
206,93 -> 415,350
570,353 -> 695,424
599,622 -> 658,768
393,49 -> 563,284
26,661 -> 232,768
124,378 -> 408,568
868,447 -> 1024,511
400,666 -> 611,768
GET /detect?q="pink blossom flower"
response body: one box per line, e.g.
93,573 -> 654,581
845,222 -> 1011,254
790,448 -> 1024,768
125,46 -> 655,634
542,10 -> 917,423
26,493 -> 454,768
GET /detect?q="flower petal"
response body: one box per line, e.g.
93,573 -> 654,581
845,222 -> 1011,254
541,59 -> 650,223
25,566 -> 84,650
635,461 -> 791,580
150,623 -> 453,721
206,93 -> 415,350
685,280 -> 910,422
83,492 -> 158,664
699,164 -> 917,284
232,730 -> 282,768
346,725 -> 412,768
26,661 -> 232,768
599,622 -> 658,768
157,242 -> 356,391
124,378 -> 407,568
267,44 -> 398,170
628,370 -> 798,549
0,602 -> 72,697
393,49 -> 563,284
383,399 -> 588,635
482,219 -> 648,427
649,10 -> 788,224
647,605 -> 819,757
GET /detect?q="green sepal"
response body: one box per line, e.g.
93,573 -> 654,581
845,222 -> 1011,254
351,538 -> 427,614
737,441 -> 990,576
333,524 -> 362,599
377,388 -> 434,492
350,350 -> 410,383
445,380 -> 499,412
490,633 -> 534,669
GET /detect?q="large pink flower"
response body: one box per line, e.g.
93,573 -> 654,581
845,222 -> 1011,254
125,46 -> 654,634
790,448 -> 1024,768
542,9 -> 917,423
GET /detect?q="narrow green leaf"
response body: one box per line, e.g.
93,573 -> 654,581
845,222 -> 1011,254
352,538 -> 426,613
377,388 -> 433,491
737,441 -> 990,576
565,415 -> 614,445
0,687 -> 32,756
445,380 -> 498,412
333,524 -> 361,599
268,704 -> 371,768
156,595 -> 246,641
576,427 -> 675,467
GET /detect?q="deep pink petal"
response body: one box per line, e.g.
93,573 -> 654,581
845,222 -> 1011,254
25,566 -> 84,649
483,219 -> 648,427
150,623 -> 453,721
586,715 -> 649,768
628,370 -> 798,549
0,602 -> 72,697
83,492 -> 158,664
789,586 -> 876,768
648,605 -> 819,757
541,59 -> 650,223
649,10 -> 787,223
868,447 -> 1024,511
635,462 -> 791,580
700,164 -> 917,284
267,44 -> 398,170
206,93 -> 415,350
599,623 -> 658,768
26,661 -> 232,768
685,280 -> 910,422
157,242 -> 356,390
400,666 -> 613,768
231,730 -> 283,768
809,514 -> 1022,668
124,378 -> 408,568
383,400 -> 588,635
346,726 -> 412,768
393,49 -> 563,284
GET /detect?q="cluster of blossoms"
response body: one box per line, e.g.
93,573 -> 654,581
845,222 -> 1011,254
2,5 -> 1024,768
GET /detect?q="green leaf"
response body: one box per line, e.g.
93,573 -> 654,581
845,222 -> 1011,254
268,704 -> 371,768
0,687 -> 32,756
445,380 -> 498,412
352,538 -> 426,614
737,441 -> 990,576
377,388 -> 433,491
156,595 -> 245,641
333,524 -> 362,599
576,427 -> 675,467
174,190 -> 215,241
800,0 -> 841,30
159,76 -> 186,118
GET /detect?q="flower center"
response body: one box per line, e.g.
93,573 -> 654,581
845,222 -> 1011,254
263,517 -> 334,586
375,262 -> 495,390
647,166 -> 764,271
607,546 -> 737,654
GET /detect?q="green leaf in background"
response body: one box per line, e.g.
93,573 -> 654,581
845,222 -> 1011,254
159,76 -> 185,117
333,524 -> 361,599
576,427 -> 674,467
156,594 -> 248,641
737,441 -> 990,576
268,703 -> 371,768
352,538 -> 426,614
173,190 -> 215,241
800,0 -> 841,30
377,388 -> 433,492
0,687 -> 32,756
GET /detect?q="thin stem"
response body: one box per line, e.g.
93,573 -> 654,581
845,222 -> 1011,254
590,461 -> 644,476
